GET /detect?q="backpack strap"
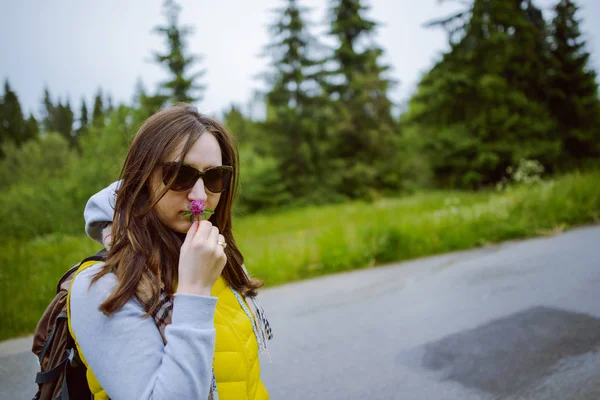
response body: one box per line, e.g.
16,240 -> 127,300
56,249 -> 108,293
37,312 -> 67,366
35,348 -> 74,400
35,347 -> 73,385
79,249 -> 107,265
58,350 -> 73,400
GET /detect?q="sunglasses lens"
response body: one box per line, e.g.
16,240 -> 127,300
173,165 -> 199,191
163,163 -> 198,191
204,167 -> 232,193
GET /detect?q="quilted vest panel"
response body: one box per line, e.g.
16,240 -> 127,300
211,276 -> 269,400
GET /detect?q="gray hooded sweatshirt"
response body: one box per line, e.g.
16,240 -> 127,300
70,181 -> 217,399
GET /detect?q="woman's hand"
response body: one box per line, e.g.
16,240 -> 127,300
177,220 -> 227,296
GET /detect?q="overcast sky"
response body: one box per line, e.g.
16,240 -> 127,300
1,0 -> 599,119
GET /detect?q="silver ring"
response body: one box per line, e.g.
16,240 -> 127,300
217,240 -> 227,249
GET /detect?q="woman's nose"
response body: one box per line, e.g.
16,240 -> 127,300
187,178 -> 208,202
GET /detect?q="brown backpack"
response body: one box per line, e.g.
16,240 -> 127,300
31,250 -> 106,400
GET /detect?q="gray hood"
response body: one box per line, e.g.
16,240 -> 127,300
84,180 -> 121,244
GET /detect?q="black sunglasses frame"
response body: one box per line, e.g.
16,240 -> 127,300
161,162 -> 234,193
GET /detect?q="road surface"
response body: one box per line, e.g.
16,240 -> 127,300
2,225 -> 600,399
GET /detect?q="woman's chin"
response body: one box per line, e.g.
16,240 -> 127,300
171,219 -> 192,234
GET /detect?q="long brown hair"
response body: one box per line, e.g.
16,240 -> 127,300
91,104 -> 263,316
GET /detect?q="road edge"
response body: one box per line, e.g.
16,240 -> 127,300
0,335 -> 34,357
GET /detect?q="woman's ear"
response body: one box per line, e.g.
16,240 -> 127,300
102,223 -> 113,250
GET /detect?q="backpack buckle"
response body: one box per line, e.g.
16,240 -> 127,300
67,348 -> 75,364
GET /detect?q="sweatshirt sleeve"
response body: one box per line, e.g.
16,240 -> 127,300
84,180 -> 121,245
69,264 -> 217,400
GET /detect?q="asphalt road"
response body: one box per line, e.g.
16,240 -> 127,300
2,225 -> 600,399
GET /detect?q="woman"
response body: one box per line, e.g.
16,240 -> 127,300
69,104 -> 272,400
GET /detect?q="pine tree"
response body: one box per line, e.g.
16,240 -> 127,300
1,80 -> 27,146
507,1 -> 554,109
92,88 -> 105,128
153,0 -> 205,103
133,77 -> 146,108
224,104 -> 271,156
262,0 -> 330,199
224,105 -> 252,142
0,95 -> 4,151
106,94 -> 114,115
41,87 -> 57,132
325,0 -> 399,198
0,88 -> 5,157
549,0 -> 600,160
409,0 -> 559,188
55,99 -> 75,148
79,98 -> 89,135
132,78 -> 168,123
24,115 -> 40,141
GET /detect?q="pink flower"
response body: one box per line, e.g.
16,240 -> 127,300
183,200 -> 215,222
189,199 -> 205,217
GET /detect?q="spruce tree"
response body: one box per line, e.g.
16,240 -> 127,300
224,105 -> 252,143
549,0 -> 600,160
24,115 -> 40,141
0,95 -> 3,151
133,78 -> 168,122
325,0 -> 399,198
79,98 -> 89,135
41,87 -> 57,132
133,78 -> 146,108
153,0 -> 205,103
0,88 -> 5,157
1,80 -> 27,146
92,89 -> 105,128
79,98 -> 90,130
106,94 -> 114,115
409,0 -> 559,188
262,0 -> 329,199
55,99 -> 75,148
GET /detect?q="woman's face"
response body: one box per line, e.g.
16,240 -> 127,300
151,132 -> 224,234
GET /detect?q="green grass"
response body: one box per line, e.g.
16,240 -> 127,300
2,170 -> 599,341
236,171 -> 600,285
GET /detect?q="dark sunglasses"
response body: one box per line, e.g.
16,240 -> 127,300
161,162 -> 233,193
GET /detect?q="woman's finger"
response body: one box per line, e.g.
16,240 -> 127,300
206,226 -> 220,249
182,220 -> 199,249
195,220 -> 213,242
217,234 -> 226,249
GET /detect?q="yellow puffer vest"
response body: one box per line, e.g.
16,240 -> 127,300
67,261 -> 269,400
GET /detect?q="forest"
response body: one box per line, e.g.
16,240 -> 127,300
1,0 -> 599,339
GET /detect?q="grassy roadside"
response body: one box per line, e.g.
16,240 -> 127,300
1,170 -> 599,341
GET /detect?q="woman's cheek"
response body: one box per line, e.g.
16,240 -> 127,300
211,194 -> 221,211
